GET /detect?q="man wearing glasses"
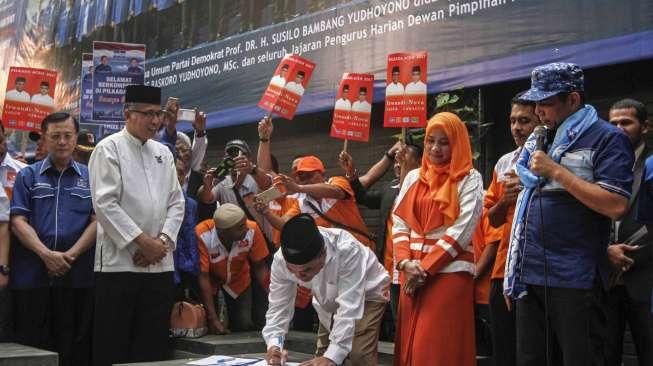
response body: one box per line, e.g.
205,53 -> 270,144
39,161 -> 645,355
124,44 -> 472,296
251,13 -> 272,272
89,85 -> 185,365
10,112 -> 96,366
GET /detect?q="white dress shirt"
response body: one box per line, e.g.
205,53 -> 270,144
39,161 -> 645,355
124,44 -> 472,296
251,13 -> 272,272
405,81 -> 427,94
284,81 -> 305,96
31,94 -> 55,107
334,98 -> 351,111
351,100 -> 372,113
269,75 -> 287,88
5,89 -> 30,102
89,129 -> 185,273
385,82 -> 404,96
262,227 -> 389,365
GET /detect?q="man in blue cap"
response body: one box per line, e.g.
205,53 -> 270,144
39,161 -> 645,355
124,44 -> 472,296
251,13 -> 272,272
504,63 -> 634,366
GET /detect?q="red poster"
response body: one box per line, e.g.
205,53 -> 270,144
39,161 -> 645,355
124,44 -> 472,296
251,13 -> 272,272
330,73 -> 374,142
2,67 -> 58,131
383,51 -> 428,128
258,54 -> 316,120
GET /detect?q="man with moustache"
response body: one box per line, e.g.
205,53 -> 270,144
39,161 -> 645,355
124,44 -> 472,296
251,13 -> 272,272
504,63 -> 634,366
89,85 -> 185,365
484,92 -> 540,366
604,98 -> 653,366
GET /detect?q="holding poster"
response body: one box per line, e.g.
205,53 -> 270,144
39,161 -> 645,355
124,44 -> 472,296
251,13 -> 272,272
1,66 -> 57,131
383,51 -> 428,128
330,73 -> 374,142
80,53 -> 94,122
258,54 -> 315,120
92,41 -> 146,122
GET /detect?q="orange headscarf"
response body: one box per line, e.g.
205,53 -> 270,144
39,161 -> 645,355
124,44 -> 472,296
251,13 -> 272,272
394,112 -> 473,233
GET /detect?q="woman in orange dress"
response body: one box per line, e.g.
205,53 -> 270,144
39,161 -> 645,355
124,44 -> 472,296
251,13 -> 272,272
393,112 -> 483,366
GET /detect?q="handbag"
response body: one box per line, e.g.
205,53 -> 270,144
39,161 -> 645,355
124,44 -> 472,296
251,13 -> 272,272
170,301 -> 208,338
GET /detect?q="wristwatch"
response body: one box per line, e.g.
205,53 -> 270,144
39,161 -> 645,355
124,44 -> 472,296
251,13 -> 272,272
158,233 -> 173,247
250,164 -> 258,175
0,265 -> 10,276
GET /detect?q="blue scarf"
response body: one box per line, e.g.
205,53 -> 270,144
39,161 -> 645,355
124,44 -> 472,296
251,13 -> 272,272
504,105 -> 598,298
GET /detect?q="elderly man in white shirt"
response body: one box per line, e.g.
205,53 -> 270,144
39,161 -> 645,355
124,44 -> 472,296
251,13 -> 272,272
5,77 -> 30,102
89,85 -> 185,366
263,214 -> 389,366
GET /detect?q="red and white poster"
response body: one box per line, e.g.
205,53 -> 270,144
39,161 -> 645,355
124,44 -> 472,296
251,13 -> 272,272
258,54 -> 316,120
1,66 -> 58,131
383,51 -> 428,128
330,73 -> 374,142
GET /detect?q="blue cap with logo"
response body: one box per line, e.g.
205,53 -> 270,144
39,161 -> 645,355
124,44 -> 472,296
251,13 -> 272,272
521,62 -> 584,102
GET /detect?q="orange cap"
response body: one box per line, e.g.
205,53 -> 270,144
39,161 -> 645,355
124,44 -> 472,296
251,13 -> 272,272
296,156 -> 325,173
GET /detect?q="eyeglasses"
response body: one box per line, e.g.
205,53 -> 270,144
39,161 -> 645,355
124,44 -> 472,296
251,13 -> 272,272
128,109 -> 166,119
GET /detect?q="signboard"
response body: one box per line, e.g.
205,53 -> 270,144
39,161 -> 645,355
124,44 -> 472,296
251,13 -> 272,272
1,66 -> 57,131
258,54 -> 315,120
384,51 -> 427,128
330,73 -> 374,142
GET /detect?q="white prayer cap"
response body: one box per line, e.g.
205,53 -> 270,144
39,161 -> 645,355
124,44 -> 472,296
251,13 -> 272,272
213,203 -> 246,229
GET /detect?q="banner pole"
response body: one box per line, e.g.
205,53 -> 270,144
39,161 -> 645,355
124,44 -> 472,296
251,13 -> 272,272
401,127 -> 406,144
20,131 -> 27,158
343,139 -> 348,153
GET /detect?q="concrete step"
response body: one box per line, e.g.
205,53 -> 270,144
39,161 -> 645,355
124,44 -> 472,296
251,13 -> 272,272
0,343 -> 58,366
117,351 -> 313,365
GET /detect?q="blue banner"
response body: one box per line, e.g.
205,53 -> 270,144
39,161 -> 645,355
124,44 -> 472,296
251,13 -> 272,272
76,0 -> 95,41
143,0 -> 653,130
112,0 -> 130,24
93,0 -> 111,29
129,0 -> 153,16
80,53 -> 94,122
92,41 -> 146,123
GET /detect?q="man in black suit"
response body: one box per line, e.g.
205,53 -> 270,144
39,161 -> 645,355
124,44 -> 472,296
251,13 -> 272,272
605,98 -> 653,366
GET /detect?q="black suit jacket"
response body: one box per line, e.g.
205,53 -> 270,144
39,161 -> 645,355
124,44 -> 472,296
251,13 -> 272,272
615,146 -> 653,302
350,177 -> 400,263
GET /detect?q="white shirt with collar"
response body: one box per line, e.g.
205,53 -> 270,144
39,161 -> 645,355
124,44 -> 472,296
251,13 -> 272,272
5,89 -> 30,102
334,98 -> 352,111
284,82 -> 305,96
270,75 -> 287,88
405,80 -> 427,94
385,82 -> 404,96
262,227 -> 389,365
351,100 -> 371,113
0,153 -> 27,195
89,129 -> 185,273
31,94 -> 55,107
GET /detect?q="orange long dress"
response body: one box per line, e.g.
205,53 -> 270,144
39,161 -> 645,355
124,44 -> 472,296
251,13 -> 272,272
392,112 -> 483,366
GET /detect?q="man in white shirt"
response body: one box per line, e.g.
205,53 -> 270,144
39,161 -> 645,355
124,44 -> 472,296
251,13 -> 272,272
351,87 -> 372,114
30,81 -> 55,107
263,214 -> 389,366
334,84 -> 352,111
405,65 -> 427,94
385,66 -> 404,96
285,70 -> 305,96
89,85 -> 185,366
270,64 -> 289,88
5,77 -> 31,102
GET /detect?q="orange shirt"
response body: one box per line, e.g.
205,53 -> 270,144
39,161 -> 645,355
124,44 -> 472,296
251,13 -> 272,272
484,170 -> 516,280
196,219 -> 269,298
472,210 -> 502,304
297,176 -> 373,250
268,196 -> 301,247
384,216 -> 398,284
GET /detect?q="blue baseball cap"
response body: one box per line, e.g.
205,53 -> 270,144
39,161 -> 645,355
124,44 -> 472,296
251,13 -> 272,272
521,62 -> 584,102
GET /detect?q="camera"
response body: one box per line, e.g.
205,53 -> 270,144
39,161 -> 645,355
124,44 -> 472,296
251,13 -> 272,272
212,156 -> 235,180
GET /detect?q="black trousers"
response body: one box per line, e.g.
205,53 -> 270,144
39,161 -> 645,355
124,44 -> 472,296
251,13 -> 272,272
489,279 -> 516,366
515,283 -> 606,366
0,286 -> 12,341
13,287 -> 94,366
604,284 -> 653,366
93,272 -> 174,366
475,303 -> 492,357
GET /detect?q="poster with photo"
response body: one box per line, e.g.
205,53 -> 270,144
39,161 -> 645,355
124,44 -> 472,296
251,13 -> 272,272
92,41 -> 146,123
80,53 -> 94,123
258,54 -> 315,120
383,51 -> 428,128
330,73 -> 374,142
1,66 -> 57,131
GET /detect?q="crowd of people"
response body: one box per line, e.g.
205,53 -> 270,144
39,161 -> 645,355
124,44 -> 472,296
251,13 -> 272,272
0,61 -> 650,366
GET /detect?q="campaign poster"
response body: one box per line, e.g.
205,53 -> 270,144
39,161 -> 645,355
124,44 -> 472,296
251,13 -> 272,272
383,51 -> 428,128
92,41 -> 146,123
330,73 -> 374,142
1,66 -> 58,131
80,53 -> 94,122
258,54 -> 316,120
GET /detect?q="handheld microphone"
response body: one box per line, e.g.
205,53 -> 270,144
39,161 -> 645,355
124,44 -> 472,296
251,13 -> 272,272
533,125 -> 548,152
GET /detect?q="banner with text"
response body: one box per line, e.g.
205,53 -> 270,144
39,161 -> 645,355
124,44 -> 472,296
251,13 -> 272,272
2,66 -> 57,131
92,41 -> 145,123
142,0 -> 653,130
384,51 -> 427,128
330,73 -> 374,142
258,54 -> 315,120
80,53 -> 93,123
